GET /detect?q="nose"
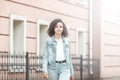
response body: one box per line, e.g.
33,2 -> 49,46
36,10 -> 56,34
57,26 -> 61,29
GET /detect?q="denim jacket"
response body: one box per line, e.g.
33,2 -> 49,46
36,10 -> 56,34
42,36 -> 74,76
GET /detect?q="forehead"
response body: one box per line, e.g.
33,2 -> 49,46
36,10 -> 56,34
56,22 -> 63,26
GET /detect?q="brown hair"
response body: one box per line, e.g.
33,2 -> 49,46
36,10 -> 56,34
47,18 -> 69,37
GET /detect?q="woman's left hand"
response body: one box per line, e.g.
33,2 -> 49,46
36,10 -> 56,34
70,76 -> 74,80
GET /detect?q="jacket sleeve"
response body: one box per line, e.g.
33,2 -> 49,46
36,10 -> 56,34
69,51 -> 74,76
68,39 -> 74,76
42,40 -> 49,73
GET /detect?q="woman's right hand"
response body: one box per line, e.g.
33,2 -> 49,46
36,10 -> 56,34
42,72 -> 48,79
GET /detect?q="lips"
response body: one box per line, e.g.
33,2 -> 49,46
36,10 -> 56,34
57,30 -> 62,32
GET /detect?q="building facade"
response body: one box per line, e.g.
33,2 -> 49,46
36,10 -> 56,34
93,0 -> 120,80
1,0 -> 120,80
0,0 -> 89,80
0,0 -> 89,57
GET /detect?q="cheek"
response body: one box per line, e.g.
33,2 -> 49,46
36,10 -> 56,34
61,28 -> 63,31
54,28 -> 57,32
61,28 -> 63,32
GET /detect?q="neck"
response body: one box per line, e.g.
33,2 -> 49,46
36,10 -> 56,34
54,34 -> 62,39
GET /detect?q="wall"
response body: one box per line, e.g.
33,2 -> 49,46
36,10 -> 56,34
92,0 -> 120,79
0,0 -> 89,55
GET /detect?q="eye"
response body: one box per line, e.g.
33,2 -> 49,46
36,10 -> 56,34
60,26 -> 63,28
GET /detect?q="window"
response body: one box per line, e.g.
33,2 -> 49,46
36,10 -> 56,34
37,19 -> 49,57
10,14 -> 26,72
36,19 -> 49,70
76,27 -> 86,58
10,14 -> 26,55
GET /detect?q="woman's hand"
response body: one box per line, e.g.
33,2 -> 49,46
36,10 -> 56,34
70,76 -> 74,80
42,72 -> 48,79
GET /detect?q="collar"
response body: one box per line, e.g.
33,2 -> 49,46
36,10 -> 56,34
51,35 -> 66,43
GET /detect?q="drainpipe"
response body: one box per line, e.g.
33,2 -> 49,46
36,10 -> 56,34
89,0 -> 93,74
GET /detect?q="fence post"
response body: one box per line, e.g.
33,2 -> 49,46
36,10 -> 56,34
26,52 -> 29,80
80,55 -> 83,80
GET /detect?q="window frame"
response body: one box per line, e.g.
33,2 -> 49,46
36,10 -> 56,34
9,14 -> 26,72
10,14 -> 26,55
76,27 -> 86,58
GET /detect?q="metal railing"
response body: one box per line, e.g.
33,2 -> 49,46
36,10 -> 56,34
0,51 -> 99,80
0,52 -> 43,80
73,55 -> 100,80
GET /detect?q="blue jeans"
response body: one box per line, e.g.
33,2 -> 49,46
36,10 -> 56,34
48,63 -> 70,80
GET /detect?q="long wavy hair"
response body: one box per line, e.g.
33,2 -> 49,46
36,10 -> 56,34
47,18 -> 69,37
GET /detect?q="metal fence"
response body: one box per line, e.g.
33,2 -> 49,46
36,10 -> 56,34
0,52 -> 42,80
72,55 -> 100,80
0,51 -> 99,80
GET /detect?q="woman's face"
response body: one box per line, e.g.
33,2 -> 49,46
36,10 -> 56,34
54,22 -> 63,36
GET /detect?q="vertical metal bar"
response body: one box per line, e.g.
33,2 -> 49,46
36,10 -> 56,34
2,54 -> 3,80
7,54 -> 8,80
26,52 -> 29,80
80,55 -> 83,80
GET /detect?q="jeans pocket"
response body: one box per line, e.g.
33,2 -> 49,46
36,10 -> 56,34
62,64 -> 70,70
48,65 -> 56,70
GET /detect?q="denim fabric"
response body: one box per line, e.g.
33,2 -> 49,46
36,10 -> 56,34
48,63 -> 70,80
42,36 -> 74,76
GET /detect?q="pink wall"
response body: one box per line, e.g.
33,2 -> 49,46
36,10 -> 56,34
0,0 -> 89,55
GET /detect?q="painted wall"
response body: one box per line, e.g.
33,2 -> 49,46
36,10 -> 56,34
0,0 -> 89,55
93,0 -> 120,79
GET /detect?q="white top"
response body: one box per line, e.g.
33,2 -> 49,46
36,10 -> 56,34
56,40 -> 65,61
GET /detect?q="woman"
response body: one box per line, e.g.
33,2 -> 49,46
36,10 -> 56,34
42,18 -> 74,80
